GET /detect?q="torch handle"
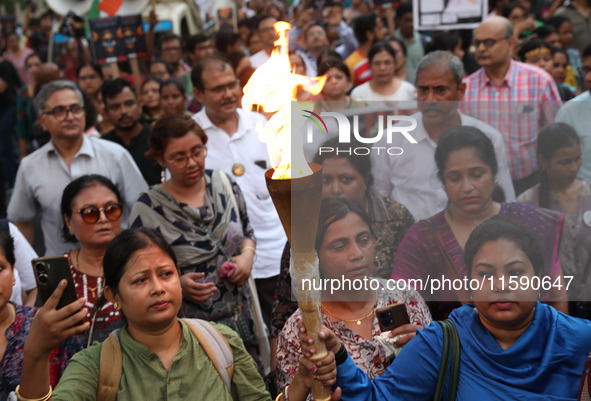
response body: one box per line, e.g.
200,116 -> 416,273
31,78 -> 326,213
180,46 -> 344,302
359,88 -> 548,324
300,302 -> 332,401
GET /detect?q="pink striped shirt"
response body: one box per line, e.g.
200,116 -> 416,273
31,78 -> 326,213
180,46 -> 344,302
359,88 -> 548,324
461,60 -> 562,179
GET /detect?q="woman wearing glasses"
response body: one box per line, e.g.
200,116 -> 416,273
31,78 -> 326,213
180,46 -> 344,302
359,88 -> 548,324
60,174 -> 125,346
130,115 -> 261,366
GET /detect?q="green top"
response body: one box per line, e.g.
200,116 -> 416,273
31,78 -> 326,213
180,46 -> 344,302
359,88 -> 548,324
53,319 -> 271,401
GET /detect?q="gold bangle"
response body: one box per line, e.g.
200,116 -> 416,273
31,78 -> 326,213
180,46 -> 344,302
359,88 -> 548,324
241,246 -> 256,254
275,392 -> 284,401
15,385 -> 52,401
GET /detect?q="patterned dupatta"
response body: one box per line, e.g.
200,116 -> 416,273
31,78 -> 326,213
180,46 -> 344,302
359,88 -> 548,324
133,170 -> 237,267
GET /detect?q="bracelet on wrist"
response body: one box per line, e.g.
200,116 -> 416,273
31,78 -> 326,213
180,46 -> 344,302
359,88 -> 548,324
334,344 -> 348,366
15,385 -> 52,401
241,246 -> 256,254
275,385 -> 289,401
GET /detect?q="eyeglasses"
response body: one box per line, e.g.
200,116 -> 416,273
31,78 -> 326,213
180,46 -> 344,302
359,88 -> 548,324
78,74 -> 100,81
203,80 -> 240,95
472,37 -> 508,49
167,146 -> 207,169
43,104 -> 85,120
580,66 -> 591,75
78,203 -> 123,224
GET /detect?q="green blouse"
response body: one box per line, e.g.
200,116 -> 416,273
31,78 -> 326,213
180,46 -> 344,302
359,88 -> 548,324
53,319 -> 271,401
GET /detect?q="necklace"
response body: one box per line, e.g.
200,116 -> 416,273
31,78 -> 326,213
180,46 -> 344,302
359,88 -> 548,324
75,249 -> 102,300
321,291 -> 378,325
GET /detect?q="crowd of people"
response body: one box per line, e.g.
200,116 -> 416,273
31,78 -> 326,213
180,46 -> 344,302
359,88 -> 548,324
1,0 -> 591,400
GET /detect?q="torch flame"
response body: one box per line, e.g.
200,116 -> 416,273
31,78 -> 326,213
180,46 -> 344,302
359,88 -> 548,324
242,21 -> 327,180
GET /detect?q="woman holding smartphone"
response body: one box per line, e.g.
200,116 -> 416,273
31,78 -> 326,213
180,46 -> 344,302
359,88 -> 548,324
16,228 -> 297,400
275,197 -> 431,399
299,217 -> 591,400
0,229 -> 81,400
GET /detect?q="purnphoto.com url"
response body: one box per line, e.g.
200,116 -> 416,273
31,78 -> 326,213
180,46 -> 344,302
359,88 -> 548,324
300,275 -> 574,295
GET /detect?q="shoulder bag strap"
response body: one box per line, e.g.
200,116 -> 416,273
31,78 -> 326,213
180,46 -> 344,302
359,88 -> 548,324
184,318 -> 234,393
217,170 -> 237,212
433,320 -> 461,401
422,219 -> 469,301
448,320 -> 461,400
97,330 -> 122,401
434,320 -> 451,401
0,218 -> 9,234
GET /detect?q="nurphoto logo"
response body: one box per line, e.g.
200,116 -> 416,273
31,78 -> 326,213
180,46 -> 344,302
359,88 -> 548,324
303,110 -> 419,156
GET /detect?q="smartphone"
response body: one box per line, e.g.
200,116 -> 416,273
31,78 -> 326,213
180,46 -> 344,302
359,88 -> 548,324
376,302 -> 410,332
32,255 -> 79,310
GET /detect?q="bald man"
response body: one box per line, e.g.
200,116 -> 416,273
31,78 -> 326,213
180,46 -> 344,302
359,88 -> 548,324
461,16 -> 562,195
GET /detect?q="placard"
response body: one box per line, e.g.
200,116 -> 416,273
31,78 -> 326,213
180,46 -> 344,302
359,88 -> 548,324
120,14 -> 147,58
89,17 -> 126,64
414,0 -> 486,30
215,5 -> 238,32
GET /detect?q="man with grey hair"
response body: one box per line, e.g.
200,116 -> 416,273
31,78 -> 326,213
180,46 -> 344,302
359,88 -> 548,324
461,16 -> 562,195
8,80 -> 148,255
372,51 -> 514,220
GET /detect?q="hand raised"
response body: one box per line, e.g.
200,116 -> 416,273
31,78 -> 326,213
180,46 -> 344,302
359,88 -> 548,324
25,280 -> 89,357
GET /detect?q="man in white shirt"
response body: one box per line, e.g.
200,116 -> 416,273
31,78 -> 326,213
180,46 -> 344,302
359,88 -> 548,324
249,14 -> 277,69
191,55 -> 287,327
372,51 -> 515,220
1,219 -> 38,306
8,80 -> 147,255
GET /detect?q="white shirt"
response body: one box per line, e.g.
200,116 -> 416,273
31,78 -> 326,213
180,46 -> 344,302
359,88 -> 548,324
554,91 -> 591,180
193,108 -> 287,279
8,222 -> 38,305
8,135 -> 148,255
250,50 -> 270,69
351,80 -> 417,103
371,111 -> 515,220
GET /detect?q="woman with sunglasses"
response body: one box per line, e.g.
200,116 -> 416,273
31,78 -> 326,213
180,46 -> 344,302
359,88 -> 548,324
130,115 -> 261,367
60,174 -> 124,346
16,228 -> 272,400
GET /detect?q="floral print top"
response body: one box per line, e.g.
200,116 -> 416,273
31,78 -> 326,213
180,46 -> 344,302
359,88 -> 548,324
0,304 -> 82,399
275,280 -> 431,396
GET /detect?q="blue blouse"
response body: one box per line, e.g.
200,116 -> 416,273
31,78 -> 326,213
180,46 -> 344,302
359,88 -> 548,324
335,303 -> 591,400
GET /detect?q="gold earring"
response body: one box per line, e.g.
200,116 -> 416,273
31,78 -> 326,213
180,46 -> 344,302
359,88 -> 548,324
113,302 -> 119,310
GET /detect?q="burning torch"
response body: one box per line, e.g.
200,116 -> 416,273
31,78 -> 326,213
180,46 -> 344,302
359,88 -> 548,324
242,22 -> 331,401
